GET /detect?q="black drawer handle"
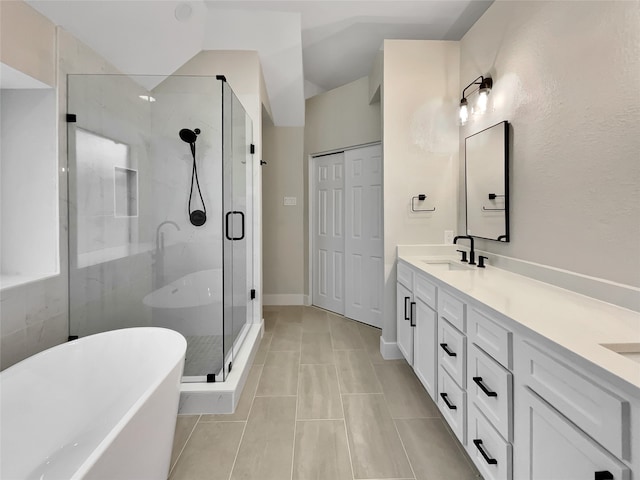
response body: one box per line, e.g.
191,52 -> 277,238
440,392 -> 457,410
473,377 -> 498,397
439,343 -> 457,357
595,472 -> 613,480
473,439 -> 498,465
410,302 -> 416,327
404,296 -> 410,320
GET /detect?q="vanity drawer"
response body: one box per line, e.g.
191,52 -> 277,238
520,339 -> 630,460
438,289 -> 466,332
468,307 -> 512,369
414,273 -> 436,309
397,261 -> 414,289
438,319 -> 466,388
438,366 -> 467,445
468,344 -> 512,442
468,404 -> 512,480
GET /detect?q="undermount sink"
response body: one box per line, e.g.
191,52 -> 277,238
600,343 -> 640,364
421,259 -> 473,271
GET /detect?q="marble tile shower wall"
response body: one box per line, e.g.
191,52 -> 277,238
0,276 -> 68,369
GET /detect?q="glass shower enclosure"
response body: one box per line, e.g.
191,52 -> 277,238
66,74 -> 253,382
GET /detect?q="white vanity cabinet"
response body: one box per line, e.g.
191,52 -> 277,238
396,260 -> 438,398
514,338 -> 634,480
396,253 -> 638,480
396,262 -> 414,364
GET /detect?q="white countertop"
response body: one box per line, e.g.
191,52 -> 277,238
398,251 -> 640,393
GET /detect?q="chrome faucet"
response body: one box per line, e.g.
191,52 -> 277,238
454,235 -> 475,265
155,220 -> 180,251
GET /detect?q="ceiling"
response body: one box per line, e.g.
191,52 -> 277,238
27,0 -> 492,126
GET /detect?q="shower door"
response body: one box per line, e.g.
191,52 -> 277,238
221,81 -> 253,376
67,74 -> 232,382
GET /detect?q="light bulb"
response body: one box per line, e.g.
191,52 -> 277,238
476,91 -> 488,114
459,104 -> 469,124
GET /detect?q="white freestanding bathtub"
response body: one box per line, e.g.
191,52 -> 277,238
143,269 -> 223,337
0,327 -> 186,480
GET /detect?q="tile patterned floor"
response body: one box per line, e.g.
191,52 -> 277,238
169,306 -> 482,480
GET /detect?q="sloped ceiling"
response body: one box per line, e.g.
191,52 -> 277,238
27,0 -> 491,126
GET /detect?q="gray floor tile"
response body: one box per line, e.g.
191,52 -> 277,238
252,333 -> 273,365
298,364 -> 343,419
330,316 -> 365,350
356,323 -> 388,364
396,418 -> 479,480
335,349 -> 383,394
270,322 -> 302,351
256,350 -> 300,396
230,396 -> 297,480
342,394 -> 413,479
374,363 -> 440,418
169,421 -> 244,480
293,420 -> 352,480
301,331 -> 334,364
277,305 -> 304,324
301,308 -> 330,333
263,314 -> 278,333
170,415 -> 199,472
201,365 -> 263,422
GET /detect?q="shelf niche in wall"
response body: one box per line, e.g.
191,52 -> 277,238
0,62 -> 59,290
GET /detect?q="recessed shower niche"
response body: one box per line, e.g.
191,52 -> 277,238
67,74 -> 254,384
0,62 -> 58,289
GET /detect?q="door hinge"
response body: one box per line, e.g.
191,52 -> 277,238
250,289 -> 256,300
228,361 -> 232,373
250,144 -> 255,154
206,373 -> 216,383
68,335 -> 79,341
66,114 -> 77,123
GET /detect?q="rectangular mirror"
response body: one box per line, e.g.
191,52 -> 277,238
465,121 -> 509,242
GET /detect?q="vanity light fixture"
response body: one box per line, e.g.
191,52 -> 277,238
459,75 -> 493,125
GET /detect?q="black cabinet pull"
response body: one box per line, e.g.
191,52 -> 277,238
473,377 -> 498,397
440,343 -> 457,357
595,472 -> 613,480
404,296 -> 410,320
440,392 -> 457,410
410,302 -> 416,327
473,439 -> 498,465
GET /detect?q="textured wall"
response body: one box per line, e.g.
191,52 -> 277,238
459,1 -> 640,287
382,40 -> 460,345
262,123 -> 305,301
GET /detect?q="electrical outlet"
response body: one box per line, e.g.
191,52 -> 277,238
444,230 -> 454,244
283,196 -> 297,206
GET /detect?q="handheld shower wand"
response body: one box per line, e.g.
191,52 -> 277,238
179,128 -> 207,226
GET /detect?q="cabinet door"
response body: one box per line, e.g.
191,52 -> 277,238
396,281 -> 413,365
516,388 -> 630,480
414,298 -> 437,399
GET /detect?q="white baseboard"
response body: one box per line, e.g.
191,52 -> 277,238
380,337 -> 404,360
262,294 -> 306,306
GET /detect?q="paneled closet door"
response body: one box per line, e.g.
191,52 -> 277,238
344,144 -> 383,328
312,152 -> 345,314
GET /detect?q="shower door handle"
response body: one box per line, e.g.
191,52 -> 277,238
225,211 -> 245,241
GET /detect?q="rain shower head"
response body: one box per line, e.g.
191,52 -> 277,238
179,128 -> 200,144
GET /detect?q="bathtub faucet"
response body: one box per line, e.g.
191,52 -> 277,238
155,220 -> 181,252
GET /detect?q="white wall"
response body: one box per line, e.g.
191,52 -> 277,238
382,40 -> 460,347
262,121 -> 305,303
1,89 -> 58,277
458,1 -> 640,288
0,2 -> 65,369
